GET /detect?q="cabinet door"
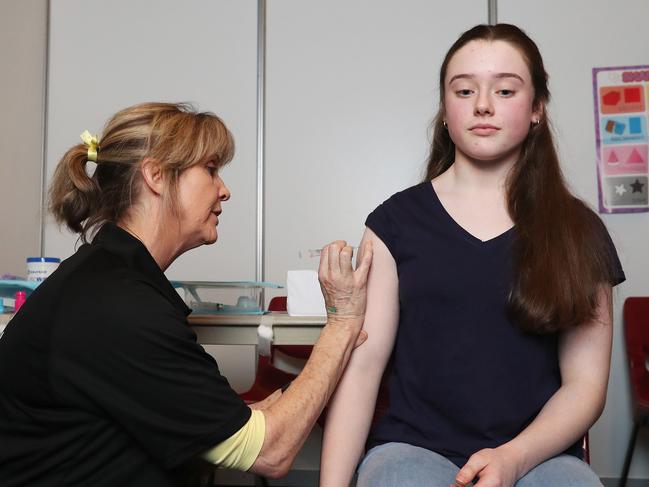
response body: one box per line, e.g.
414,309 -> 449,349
265,0 -> 486,285
45,0 -> 258,282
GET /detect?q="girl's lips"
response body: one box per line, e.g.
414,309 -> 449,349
469,125 -> 500,135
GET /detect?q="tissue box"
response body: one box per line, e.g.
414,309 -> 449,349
171,281 -> 282,315
286,270 -> 326,316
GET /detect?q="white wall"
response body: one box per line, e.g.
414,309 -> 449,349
265,0 -> 485,284
45,0 -> 258,283
0,0 -> 47,277
499,1 -> 649,479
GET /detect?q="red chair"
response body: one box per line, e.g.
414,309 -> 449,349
241,297 -> 390,423
236,297 -> 316,487
620,297 -> 649,487
239,296 -> 310,405
239,296 -> 389,487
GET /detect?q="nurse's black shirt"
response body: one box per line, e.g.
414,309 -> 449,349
0,223 -> 250,486
365,182 -> 625,466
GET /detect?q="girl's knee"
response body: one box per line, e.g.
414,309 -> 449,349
357,443 -> 459,487
517,455 -> 602,487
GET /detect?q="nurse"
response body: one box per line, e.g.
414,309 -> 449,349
0,102 -> 372,486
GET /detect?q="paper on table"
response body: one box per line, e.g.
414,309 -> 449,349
286,270 -> 326,317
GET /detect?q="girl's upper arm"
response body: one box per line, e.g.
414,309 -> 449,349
352,227 -> 400,371
558,285 -> 613,389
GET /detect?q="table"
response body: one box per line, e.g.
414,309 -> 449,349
0,312 -> 327,346
190,312 -> 326,346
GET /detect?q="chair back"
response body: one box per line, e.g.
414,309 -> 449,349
268,296 -> 288,312
623,297 -> 649,417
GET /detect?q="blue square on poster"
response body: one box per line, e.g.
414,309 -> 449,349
629,117 -> 642,134
600,116 -> 647,144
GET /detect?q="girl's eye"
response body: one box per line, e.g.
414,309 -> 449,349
497,89 -> 515,97
206,164 -> 218,176
456,89 -> 473,97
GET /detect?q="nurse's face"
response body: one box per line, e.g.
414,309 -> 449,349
174,159 -> 231,251
443,40 -> 542,165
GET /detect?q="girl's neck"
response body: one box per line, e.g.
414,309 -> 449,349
442,149 -> 518,194
432,152 -> 515,241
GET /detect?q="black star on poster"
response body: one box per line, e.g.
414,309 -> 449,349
630,178 -> 645,193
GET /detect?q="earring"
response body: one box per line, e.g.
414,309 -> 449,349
532,119 -> 541,126
443,120 -> 448,129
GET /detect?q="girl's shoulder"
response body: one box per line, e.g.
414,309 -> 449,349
377,181 -> 431,210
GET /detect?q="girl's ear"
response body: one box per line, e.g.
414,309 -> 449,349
140,157 -> 164,196
531,101 -> 545,125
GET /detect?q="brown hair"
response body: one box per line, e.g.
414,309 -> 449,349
49,102 -> 234,242
424,24 -> 616,333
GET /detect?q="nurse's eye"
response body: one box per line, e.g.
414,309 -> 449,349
455,89 -> 473,97
206,162 -> 219,176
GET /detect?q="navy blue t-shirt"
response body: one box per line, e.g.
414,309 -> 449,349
365,182 -> 625,467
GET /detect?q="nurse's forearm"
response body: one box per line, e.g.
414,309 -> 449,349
248,319 -> 360,478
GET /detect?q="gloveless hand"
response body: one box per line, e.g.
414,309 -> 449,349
453,445 -> 522,487
318,240 -> 373,329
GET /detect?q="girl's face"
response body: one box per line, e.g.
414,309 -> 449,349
443,40 -> 542,166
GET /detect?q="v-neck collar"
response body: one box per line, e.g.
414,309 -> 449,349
425,181 -> 514,248
92,223 -> 192,316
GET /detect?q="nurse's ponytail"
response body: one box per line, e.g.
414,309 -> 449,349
49,141 -> 101,235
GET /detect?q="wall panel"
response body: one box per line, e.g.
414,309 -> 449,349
265,0 -> 486,284
45,0 -> 258,283
0,0 -> 47,277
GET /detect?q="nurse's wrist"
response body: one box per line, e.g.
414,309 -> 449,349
325,314 -> 364,331
319,320 -> 361,348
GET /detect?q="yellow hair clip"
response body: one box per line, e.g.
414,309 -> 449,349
80,130 -> 99,162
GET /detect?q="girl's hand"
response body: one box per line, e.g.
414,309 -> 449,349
453,445 -> 522,487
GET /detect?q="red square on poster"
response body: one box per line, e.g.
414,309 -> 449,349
600,85 -> 645,113
625,87 -> 641,103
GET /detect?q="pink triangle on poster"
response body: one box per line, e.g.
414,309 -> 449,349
607,150 -> 619,163
627,148 -> 645,164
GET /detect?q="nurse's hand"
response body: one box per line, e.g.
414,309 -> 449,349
318,240 -> 373,343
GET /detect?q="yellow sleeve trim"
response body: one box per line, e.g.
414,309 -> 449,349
203,409 -> 265,471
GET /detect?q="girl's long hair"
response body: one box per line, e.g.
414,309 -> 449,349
425,24 -> 616,333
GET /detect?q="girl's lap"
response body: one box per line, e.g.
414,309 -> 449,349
357,443 -> 601,487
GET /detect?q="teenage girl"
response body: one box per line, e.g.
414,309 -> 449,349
320,24 -> 624,487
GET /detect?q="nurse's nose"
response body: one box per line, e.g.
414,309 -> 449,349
218,177 -> 231,201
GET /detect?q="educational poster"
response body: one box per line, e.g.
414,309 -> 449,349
593,65 -> 649,213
